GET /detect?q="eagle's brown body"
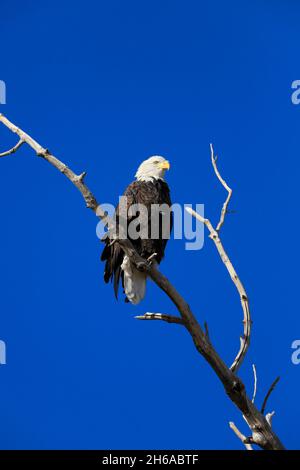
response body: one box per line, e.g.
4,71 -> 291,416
101,178 -> 172,303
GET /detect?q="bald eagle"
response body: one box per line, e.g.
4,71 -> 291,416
101,156 -> 172,304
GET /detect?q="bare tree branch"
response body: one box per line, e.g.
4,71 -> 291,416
252,364 -> 257,403
135,313 -> 185,324
0,113 -> 285,450
261,376 -> 280,415
186,145 -> 251,373
0,138 -> 25,158
229,422 -> 253,450
266,411 -> 275,427
210,144 -> 233,232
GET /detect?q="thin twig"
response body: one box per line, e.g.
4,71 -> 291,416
261,377 -> 280,415
210,144 -> 233,232
266,411 -> 275,427
252,364 -> 257,403
229,422 -> 253,450
204,321 -> 210,340
0,138 -> 25,158
135,313 -> 184,325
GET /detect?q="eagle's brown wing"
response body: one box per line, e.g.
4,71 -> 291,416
101,179 -> 172,300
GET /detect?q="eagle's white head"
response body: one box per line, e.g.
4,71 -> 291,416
135,156 -> 170,182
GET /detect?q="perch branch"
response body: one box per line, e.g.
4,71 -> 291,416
229,422 -> 253,450
0,113 -> 284,450
0,138 -> 25,158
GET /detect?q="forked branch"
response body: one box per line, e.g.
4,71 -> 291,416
230,363 -> 279,448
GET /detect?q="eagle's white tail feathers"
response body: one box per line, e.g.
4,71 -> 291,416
121,255 -> 147,305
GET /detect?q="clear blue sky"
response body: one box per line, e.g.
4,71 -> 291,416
0,0 -> 299,450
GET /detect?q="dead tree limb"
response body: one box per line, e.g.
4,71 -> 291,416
210,145 -> 233,232
261,377 -> 280,415
0,138 -> 25,158
135,313 -> 185,324
252,364 -> 258,403
0,113 -> 285,450
229,422 -> 253,450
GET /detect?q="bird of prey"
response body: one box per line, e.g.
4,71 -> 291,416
101,156 -> 172,304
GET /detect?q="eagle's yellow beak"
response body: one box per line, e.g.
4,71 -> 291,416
158,160 -> 170,170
